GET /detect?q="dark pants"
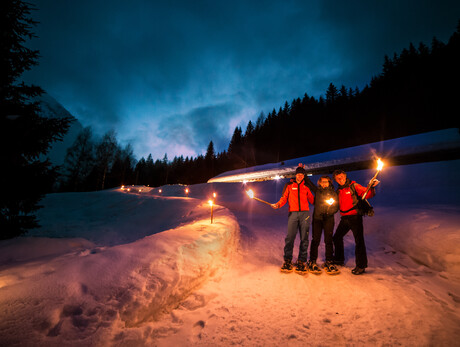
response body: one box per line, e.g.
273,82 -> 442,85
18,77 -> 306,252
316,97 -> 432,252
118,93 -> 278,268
333,215 -> 368,268
284,211 -> 310,262
310,215 -> 334,262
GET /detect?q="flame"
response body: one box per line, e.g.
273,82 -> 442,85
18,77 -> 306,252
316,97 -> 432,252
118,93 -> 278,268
325,198 -> 335,206
377,158 -> 384,171
246,189 -> 255,199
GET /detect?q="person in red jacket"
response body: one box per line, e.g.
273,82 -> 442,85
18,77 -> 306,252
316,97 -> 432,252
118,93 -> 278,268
332,170 -> 380,275
271,165 -> 315,274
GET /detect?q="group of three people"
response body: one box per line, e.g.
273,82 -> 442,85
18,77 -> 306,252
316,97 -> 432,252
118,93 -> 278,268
271,165 -> 379,275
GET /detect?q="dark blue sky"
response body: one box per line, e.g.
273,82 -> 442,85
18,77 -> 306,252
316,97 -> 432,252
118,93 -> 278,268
24,0 -> 460,160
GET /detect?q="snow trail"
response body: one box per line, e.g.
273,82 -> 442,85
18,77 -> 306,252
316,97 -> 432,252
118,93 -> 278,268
144,195 -> 460,346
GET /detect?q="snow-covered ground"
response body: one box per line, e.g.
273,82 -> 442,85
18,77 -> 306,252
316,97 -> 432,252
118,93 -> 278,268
1,149 -> 460,345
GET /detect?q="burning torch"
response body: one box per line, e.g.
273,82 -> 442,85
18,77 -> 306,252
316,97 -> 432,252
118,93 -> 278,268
362,158 -> 384,199
246,189 -> 273,206
208,200 -> 214,224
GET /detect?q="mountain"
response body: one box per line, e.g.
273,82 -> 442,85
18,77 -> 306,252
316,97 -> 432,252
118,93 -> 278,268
36,93 -> 83,166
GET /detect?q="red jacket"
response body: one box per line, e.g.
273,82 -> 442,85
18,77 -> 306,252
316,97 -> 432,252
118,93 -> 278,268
277,179 -> 314,212
337,180 -> 375,216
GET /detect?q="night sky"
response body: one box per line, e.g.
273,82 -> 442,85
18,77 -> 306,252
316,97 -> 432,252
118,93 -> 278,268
23,0 -> 460,160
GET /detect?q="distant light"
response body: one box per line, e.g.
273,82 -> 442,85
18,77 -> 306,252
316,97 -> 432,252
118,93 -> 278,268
208,200 -> 213,206
274,175 -> 281,180
213,192 -> 217,198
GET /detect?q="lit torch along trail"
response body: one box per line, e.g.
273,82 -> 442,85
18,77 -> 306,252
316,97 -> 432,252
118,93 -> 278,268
246,189 -> 273,206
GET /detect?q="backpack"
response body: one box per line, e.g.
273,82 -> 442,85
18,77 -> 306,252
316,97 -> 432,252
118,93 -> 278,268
340,183 -> 374,217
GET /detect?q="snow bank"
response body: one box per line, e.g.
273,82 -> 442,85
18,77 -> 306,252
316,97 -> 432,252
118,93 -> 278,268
0,191 -> 239,345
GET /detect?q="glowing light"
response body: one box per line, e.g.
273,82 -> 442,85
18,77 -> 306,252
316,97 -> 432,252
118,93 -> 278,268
159,189 -> 162,193
243,180 -> 248,185
213,192 -> 217,198
325,198 -> 335,206
246,189 -> 255,199
274,175 -> 281,180
377,158 -> 384,171
121,185 -> 125,189
127,188 -> 131,192
185,188 -> 189,194
208,200 -> 214,224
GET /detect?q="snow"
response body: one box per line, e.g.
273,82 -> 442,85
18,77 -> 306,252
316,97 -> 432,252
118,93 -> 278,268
1,140 -> 460,345
209,128 -> 460,182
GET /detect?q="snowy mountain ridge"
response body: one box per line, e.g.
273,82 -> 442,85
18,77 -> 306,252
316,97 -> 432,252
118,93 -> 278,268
36,92 -> 83,166
209,128 -> 460,182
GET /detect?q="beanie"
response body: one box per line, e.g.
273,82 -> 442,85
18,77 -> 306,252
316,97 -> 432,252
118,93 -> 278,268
295,166 -> 306,175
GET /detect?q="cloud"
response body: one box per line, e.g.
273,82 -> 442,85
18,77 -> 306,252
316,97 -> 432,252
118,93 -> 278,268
23,0 -> 460,161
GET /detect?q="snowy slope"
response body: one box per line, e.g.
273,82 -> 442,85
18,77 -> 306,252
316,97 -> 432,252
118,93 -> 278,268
209,128 -> 460,182
0,139 -> 459,345
36,93 -> 83,166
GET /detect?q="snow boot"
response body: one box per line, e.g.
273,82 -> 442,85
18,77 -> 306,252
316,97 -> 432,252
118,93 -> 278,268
324,261 -> 340,275
308,260 -> 322,275
351,267 -> 365,275
280,259 -> 294,273
295,260 -> 308,275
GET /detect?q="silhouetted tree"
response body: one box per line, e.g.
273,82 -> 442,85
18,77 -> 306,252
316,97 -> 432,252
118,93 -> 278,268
62,126 -> 94,191
0,0 -> 70,238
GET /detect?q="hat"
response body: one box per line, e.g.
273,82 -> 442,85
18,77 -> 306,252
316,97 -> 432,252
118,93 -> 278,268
295,166 -> 306,175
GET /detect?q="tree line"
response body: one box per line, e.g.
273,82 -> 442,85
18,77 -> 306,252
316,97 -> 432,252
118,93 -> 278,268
130,20 -> 460,186
2,0 -> 459,238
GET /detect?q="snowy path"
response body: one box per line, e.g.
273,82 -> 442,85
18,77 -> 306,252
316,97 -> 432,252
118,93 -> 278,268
144,197 -> 460,346
1,160 -> 459,346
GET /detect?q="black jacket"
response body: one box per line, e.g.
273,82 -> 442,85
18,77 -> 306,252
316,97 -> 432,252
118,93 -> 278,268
304,176 -> 339,219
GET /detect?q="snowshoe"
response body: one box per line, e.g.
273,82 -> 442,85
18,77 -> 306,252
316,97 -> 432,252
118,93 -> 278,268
351,267 -> 365,275
308,261 -> 322,275
295,260 -> 308,275
324,261 -> 340,275
280,259 -> 294,273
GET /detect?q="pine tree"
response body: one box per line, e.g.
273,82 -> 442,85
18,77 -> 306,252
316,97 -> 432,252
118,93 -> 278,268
325,83 -> 338,105
0,0 -> 70,238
